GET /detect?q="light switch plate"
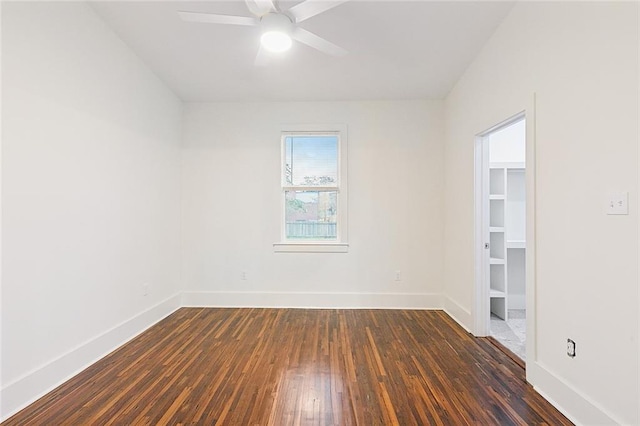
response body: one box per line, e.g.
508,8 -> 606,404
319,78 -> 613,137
607,192 -> 628,215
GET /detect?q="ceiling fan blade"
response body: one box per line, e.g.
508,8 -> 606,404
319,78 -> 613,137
254,46 -> 269,67
178,11 -> 258,26
292,27 -> 348,57
288,0 -> 350,23
245,0 -> 275,17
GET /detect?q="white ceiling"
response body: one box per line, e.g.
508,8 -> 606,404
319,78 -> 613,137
90,1 -> 514,102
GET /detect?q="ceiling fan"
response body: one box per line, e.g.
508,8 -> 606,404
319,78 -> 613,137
178,0 -> 350,66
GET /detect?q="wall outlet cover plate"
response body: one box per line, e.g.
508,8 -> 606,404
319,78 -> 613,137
606,192 -> 629,215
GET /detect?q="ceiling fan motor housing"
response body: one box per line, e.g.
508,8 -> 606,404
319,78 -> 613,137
261,12 -> 294,36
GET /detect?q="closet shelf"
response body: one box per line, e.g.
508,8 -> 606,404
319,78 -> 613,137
490,289 -> 506,298
488,143 -> 526,323
490,161 -> 525,169
506,240 -> 526,249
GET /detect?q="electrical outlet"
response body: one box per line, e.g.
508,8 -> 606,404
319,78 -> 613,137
567,338 -> 576,358
606,192 -> 629,215
241,271 -> 247,280
395,270 -> 401,281
142,283 -> 150,297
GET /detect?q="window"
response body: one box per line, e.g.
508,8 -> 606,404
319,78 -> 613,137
274,125 -> 348,252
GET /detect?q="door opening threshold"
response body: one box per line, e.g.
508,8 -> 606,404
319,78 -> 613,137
486,336 -> 525,369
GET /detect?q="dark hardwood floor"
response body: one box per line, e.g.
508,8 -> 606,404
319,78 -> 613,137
3,308 -> 572,425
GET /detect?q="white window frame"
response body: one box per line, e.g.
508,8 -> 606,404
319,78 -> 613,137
273,124 -> 348,253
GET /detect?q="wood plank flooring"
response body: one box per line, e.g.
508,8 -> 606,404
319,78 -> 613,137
2,308 -> 572,425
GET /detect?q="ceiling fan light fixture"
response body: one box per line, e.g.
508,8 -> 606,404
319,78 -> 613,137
261,31 -> 292,52
179,1 -> 350,61
260,12 -> 293,53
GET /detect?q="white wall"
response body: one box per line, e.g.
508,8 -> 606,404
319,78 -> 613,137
1,2 -> 183,419
489,119 -> 525,163
443,2 -> 638,425
181,101 -> 444,308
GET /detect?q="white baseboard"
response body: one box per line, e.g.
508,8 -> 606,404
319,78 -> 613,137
182,291 -> 443,310
0,293 -> 182,421
527,361 -> 619,426
442,296 -> 473,333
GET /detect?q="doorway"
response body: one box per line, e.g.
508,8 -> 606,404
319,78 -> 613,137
475,114 -> 527,361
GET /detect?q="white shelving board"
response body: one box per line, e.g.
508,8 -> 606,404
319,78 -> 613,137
506,240 -> 526,249
490,289 -> 506,298
490,161 -> 525,169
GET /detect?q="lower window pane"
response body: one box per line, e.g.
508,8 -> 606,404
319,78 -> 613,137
285,191 -> 337,239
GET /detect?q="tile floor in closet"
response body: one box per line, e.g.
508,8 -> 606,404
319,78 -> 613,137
490,309 -> 526,361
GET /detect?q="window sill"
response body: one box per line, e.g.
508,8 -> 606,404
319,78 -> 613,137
273,242 -> 349,253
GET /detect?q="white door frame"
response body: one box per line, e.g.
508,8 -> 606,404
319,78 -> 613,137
524,96 -> 537,369
473,102 -> 535,352
473,132 -> 491,336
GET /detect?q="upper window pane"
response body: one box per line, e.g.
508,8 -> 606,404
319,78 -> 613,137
284,135 -> 338,186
